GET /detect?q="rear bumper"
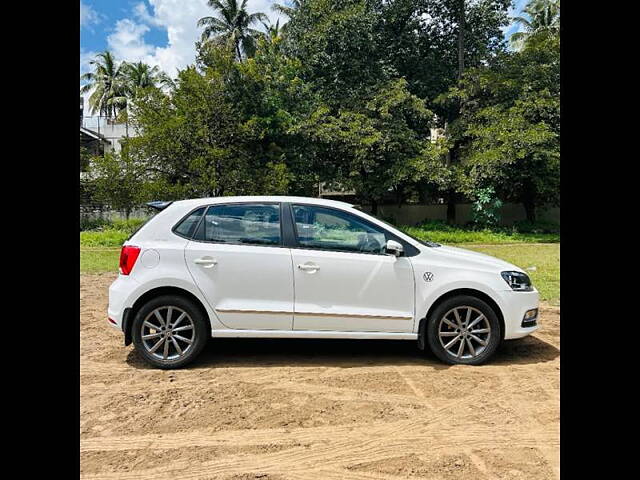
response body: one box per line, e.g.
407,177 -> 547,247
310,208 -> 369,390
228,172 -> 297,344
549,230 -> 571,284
108,275 -> 139,330
497,289 -> 540,340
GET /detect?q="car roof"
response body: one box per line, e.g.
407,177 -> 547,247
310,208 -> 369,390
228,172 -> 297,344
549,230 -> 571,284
171,196 -> 355,210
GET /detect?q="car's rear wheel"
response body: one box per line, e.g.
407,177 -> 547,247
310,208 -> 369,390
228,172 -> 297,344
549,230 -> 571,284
426,295 -> 501,365
132,295 -> 209,369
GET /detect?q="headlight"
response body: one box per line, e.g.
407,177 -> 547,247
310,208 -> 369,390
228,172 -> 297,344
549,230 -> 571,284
501,271 -> 533,291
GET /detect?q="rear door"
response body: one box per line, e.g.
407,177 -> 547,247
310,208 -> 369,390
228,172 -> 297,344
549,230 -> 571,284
289,204 -> 415,333
184,202 -> 294,330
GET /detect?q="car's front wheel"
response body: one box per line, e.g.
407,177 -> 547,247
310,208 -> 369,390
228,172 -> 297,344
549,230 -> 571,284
131,295 -> 209,369
426,295 -> 501,365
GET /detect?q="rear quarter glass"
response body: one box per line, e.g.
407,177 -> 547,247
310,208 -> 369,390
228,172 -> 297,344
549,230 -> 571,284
173,207 -> 206,239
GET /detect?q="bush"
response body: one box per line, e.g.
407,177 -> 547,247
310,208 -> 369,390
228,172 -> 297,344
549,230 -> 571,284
471,187 -> 502,228
80,217 -> 148,233
511,220 -> 560,234
80,217 -> 150,247
80,217 -> 110,232
109,218 -> 148,234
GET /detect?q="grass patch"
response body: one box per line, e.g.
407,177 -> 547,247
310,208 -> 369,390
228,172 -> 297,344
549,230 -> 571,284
400,220 -> 559,244
80,230 -> 130,247
464,244 -> 560,305
80,248 -> 120,274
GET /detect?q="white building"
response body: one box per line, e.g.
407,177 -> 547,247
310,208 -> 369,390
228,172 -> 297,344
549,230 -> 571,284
80,96 -> 134,154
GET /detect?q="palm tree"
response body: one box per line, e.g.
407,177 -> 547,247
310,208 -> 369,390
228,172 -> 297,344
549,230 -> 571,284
271,0 -> 301,18
123,62 -> 165,89
261,18 -> 282,44
109,62 -> 174,129
80,51 -> 126,118
197,0 -> 268,61
510,0 -> 560,50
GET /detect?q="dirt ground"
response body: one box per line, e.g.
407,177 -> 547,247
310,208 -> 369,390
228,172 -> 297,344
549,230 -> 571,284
81,273 -> 559,480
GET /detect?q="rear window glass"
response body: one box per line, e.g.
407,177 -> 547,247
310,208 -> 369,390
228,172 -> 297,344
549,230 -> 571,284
173,207 -> 206,239
194,204 -> 281,246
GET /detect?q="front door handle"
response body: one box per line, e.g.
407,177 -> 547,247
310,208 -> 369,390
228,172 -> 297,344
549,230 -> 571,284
194,257 -> 218,268
298,263 -> 320,272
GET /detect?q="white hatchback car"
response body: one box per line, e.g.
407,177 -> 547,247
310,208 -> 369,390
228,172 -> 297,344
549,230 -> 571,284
108,196 -> 539,368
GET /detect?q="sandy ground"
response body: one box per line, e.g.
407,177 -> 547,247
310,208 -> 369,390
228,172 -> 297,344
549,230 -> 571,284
81,273 -> 559,480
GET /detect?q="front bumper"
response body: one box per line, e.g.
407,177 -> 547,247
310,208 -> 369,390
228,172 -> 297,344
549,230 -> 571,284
497,289 -> 540,340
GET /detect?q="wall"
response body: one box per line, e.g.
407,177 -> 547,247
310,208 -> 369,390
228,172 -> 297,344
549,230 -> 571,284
81,202 -> 559,227
80,205 -> 151,222
360,203 -> 559,226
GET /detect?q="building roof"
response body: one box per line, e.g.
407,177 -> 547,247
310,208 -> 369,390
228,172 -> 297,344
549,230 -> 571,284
80,126 -> 109,143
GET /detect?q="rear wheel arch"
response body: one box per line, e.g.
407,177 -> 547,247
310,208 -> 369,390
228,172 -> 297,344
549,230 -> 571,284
124,286 -> 210,346
417,288 -> 505,350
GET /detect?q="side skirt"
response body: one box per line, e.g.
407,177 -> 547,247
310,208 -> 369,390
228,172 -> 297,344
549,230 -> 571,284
211,329 -> 418,340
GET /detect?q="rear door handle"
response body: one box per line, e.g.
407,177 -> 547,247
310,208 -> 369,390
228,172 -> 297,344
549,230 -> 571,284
298,263 -> 320,272
194,257 -> 218,268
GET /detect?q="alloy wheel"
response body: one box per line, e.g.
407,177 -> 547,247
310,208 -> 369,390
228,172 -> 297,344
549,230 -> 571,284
437,306 -> 492,360
140,306 -> 195,361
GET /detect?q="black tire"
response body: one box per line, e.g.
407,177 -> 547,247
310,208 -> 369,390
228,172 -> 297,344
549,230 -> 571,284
131,295 -> 209,369
425,295 -> 501,365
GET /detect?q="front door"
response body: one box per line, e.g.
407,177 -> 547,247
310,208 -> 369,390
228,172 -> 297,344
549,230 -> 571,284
289,204 -> 415,333
185,203 -> 294,330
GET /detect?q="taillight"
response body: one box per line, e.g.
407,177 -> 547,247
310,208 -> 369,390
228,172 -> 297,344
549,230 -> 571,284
119,245 -> 141,275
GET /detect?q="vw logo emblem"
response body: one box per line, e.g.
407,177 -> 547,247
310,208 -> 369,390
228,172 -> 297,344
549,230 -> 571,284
423,272 -> 434,282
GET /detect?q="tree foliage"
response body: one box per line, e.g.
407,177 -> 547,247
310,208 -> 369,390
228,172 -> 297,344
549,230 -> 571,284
81,52 -> 173,119
443,33 -> 560,221
88,150 -> 149,219
80,51 -> 127,118
197,0 -> 268,61
81,0 -> 559,223
510,0 -> 560,51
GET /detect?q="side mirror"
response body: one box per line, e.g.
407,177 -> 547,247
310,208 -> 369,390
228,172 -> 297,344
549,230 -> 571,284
385,239 -> 404,257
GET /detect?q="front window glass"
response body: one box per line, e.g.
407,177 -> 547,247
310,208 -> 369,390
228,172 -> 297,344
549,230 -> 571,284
292,205 -> 388,254
195,203 -> 281,246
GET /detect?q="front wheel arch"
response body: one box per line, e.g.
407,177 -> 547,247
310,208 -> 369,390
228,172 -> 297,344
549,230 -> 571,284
417,288 -> 505,350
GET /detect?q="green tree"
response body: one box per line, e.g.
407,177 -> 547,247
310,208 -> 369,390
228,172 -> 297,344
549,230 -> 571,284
510,0 -> 560,51
284,0 -> 389,106
80,146 -> 91,172
88,150 -> 148,219
127,56 -> 297,198
373,0 -> 511,221
445,34 -> 560,221
123,62 -> 173,92
197,0 -> 268,61
80,51 -> 127,118
294,79 -> 440,213
260,18 -> 282,44
111,61 -> 174,128
231,37 -> 317,195
272,0 -> 302,18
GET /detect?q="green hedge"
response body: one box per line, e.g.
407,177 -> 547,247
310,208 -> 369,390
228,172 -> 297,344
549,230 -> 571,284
80,217 -> 147,233
80,218 -> 148,247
